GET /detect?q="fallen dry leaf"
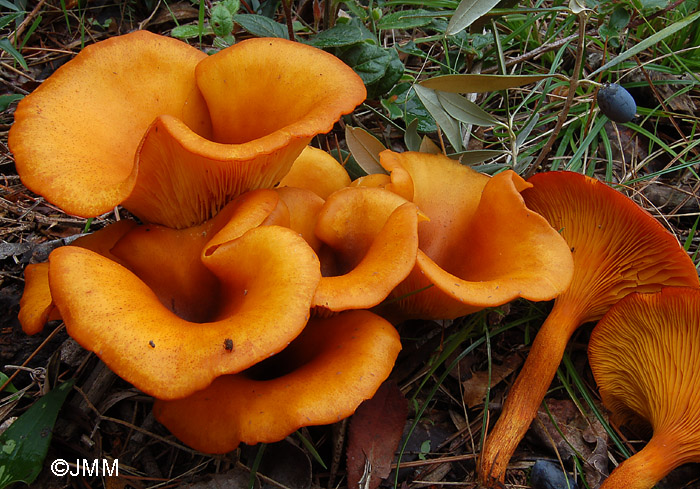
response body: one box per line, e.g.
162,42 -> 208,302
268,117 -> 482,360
530,399 -> 609,487
462,355 -> 523,408
346,381 -> 409,489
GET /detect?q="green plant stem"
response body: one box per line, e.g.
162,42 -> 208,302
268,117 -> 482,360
524,12 -> 586,178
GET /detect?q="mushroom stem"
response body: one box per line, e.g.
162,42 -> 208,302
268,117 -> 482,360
479,301 -> 583,486
598,432 -> 680,489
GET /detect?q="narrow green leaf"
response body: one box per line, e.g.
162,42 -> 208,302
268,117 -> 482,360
377,9 -> 435,30
0,373 -> 17,394
296,432 -> 328,469
458,149 -> 504,164
0,1 -> 21,11
419,136 -> 442,154
420,74 -> 557,93
0,380 -> 75,488
234,13 -> 289,39
0,13 -> 21,30
589,9 -> 700,78
437,92 -> 504,127
345,126 -> 388,175
0,39 -> 27,70
515,112 -> 539,147
414,84 -> 463,152
446,0 -> 500,36
404,118 -> 421,152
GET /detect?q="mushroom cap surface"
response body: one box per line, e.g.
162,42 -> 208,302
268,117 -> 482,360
313,187 -> 421,312
10,32 -> 366,228
278,146 -> 351,199
153,310 -> 401,453
365,151 -> 574,320
48,222 -> 321,400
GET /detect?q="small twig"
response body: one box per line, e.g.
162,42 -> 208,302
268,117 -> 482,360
524,13 -> 587,178
481,31 -> 593,75
281,0 -> 296,41
138,0 -> 163,30
0,324 -> 66,393
629,0 -> 689,28
9,0 -> 47,45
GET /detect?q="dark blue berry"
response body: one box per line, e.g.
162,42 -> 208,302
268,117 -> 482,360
597,83 -> 637,123
531,460 -> 578,489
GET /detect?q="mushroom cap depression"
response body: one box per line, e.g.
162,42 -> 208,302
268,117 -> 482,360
589,287 -> 700,489
153,310 -> 401,453
361,150 -> 574,320
46,194 -> 321,400
9,32 -> 366,228
313,187 -> 422,313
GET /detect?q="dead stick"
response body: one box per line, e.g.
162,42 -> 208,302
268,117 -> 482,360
523,13 -> 587,179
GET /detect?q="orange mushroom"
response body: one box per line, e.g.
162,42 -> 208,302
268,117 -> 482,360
312,186 -> 422,313
278,146 -> 352,199
18,190 -> 286,335
478,171 -> 700,487
48,223 -> 319,400
19,219 -> 138,335
589,287 -> 700,489
359,150 -> 574,320
9,32 -> 366,229
153,309 -> 401,454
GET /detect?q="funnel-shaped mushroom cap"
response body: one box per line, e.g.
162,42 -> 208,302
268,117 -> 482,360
9,31 -> 209,221
153,310 -> 401,453
366,151 -> 573,320
478,171 -> 700,487
18,219 -> 139,335
48,224 -> 320,400
523,171 -> 700,323
589,287 -> 700,489
10,32 -> 366,228
312,187 -> 422,312
278,146 -> 351,199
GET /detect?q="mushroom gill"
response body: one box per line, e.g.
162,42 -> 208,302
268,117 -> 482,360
589,287 -> 700,489
478,171 -> 700,487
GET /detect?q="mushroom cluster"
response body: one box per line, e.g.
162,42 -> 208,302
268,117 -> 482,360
11,31 -> 576,455
13,31 -> 698,479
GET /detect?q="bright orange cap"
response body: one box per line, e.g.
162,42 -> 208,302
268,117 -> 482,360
10,33 -> 366,228
369,151 -> 574,320
47,220 -> 320,400
153,310 -> 401,453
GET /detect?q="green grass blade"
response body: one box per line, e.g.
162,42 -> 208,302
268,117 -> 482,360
589,10 -> 700,78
